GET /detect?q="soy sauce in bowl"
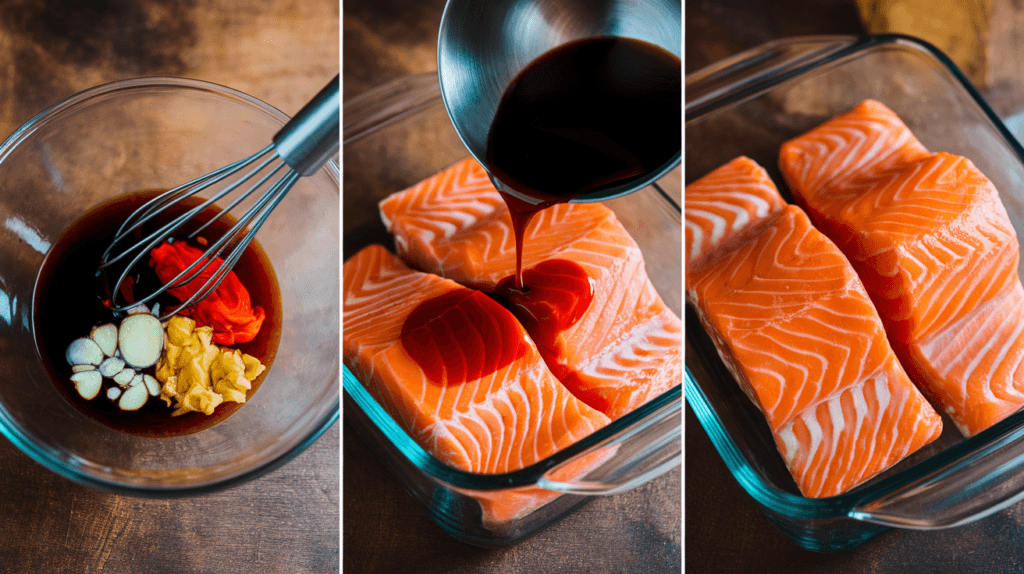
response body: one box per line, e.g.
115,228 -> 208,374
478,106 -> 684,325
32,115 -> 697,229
32,191 -> 283,438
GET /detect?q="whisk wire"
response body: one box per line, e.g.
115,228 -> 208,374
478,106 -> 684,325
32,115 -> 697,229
186,157 -> 290,241
104,150 -> 282,313
161,166 -> 291,297
101,144 -> 277,268
152,170 -> 300,320
100,75 -> 338,320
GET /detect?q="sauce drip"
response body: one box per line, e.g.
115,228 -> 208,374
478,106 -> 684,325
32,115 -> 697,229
400,290 -> 527,386
485,36 -> 681,287
33,190 -> 282,437
492,259 -> 593,353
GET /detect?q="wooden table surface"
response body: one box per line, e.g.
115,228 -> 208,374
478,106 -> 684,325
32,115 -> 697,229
687,1 -> 1024,573
0,2 -> 339,573
341,0 -> 682,572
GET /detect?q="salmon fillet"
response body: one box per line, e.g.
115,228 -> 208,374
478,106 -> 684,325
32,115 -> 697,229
343,245 -> 611,521
343,244 -> 610,472
379,158 -> 681,420
684,155 -> 787,271
687,158 -> 942,498
779,99 -> 1024,436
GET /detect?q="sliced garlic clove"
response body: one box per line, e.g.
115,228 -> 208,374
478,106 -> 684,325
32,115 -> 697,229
107,387 -> 122,401
98,357 -> 126,378
71,365 -> 95,373
128,373 -> 144,387
113,368 -> 135,386
118,313 -> 164,368
126,304 -> 150,316
118,383 -> 148,411
142,374 -> 160,397
71,371 -> 102,400
66,338 -> 104,367
89,323 -> 118,357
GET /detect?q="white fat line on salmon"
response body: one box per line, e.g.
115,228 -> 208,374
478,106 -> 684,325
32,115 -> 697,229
826,398 -> 846,466
923,289 -> 1024,384
951,307 -> 1024,405
698,185 -> 778,218
889,157 -> 943,202
871,374 -> 902,478
798,410 -> 826,496
925,274 -> 1008,340
576,314 -> 679,373
685,219 -> 706,263
838,118 -> 905,175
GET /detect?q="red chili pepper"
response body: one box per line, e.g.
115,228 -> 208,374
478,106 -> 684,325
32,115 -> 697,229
149,241 -> 265,345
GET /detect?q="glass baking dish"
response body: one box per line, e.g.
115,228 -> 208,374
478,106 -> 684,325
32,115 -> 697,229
686,33 -> 1024,552
343,72 -> 682,546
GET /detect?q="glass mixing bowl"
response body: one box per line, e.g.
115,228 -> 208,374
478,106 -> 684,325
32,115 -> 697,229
0,77 -> 339,495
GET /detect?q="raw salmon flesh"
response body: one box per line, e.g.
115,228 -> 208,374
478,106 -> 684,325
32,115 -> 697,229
379,157 -> 681,420
780,99 -> 1024,436
343,245 -> 612,522
687,156 -> 942,497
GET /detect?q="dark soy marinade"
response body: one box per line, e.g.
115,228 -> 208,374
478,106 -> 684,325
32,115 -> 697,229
400,290 -> 528,386
398,259 -> 593,387
485,36 -> 681,288
492,259 -> 593,349
32,190 -> 282,437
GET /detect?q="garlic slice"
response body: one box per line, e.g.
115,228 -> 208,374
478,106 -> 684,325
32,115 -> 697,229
126,304 -> 151,316
142,374 -> 160,397
66,338 -> 103,367
118,313 -> 164,368
113,368 -> 135,386
89,323 -> 118,357
71,371 -> 102,400
71,365 -> 94,373
107,387 -> 122,400
98,357 -> 126,378
118,383 -> 148,411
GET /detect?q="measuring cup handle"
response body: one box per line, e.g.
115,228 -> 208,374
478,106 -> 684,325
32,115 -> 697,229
343,72 -> 443,145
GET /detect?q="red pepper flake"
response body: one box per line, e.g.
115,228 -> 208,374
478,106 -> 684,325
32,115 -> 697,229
119,275 -> 136,305
149,241 -> 265,345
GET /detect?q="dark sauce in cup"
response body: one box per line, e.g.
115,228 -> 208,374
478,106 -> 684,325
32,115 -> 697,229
32,190 -> 282,437
485,36 -> 681,288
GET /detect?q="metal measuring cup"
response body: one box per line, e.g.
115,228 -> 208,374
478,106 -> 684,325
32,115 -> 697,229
437,0 -> 682,202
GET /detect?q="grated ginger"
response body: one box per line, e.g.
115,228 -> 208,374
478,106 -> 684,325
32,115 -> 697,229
155,315 -> 266,416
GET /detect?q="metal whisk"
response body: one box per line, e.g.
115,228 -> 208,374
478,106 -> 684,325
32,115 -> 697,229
99,75 -> 339,320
